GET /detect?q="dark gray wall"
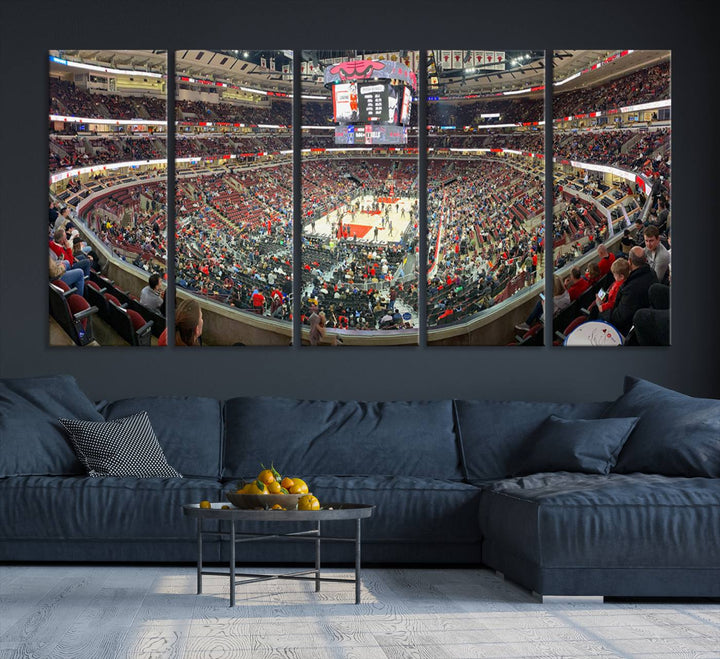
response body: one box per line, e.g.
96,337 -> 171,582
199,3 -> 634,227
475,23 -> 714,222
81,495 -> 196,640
1,0 -> 716,401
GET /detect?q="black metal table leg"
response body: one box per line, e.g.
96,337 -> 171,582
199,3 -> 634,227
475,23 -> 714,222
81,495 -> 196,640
355,518 -> 361,604
229,519 -> 236,607
315,520 -> 321,592
197,517 -> 203,595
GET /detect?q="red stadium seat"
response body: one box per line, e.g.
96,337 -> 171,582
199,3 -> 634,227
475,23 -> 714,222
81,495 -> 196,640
49,282 -> 98,346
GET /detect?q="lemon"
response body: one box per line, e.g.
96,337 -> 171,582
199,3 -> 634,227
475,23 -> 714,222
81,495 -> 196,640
298,494 -> 320,511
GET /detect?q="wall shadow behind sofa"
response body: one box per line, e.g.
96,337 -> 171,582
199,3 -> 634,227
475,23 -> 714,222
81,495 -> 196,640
1,0 -> 717,402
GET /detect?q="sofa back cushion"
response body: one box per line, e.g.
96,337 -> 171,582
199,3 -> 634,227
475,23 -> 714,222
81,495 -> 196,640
100,396 -> 223,479
0,375 -> 103,477
454,400 -> 611,482
606,376 -> 720,477
224,397 -> 461,480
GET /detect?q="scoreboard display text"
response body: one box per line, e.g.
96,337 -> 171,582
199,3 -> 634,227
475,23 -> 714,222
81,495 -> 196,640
332,82 -> 411,125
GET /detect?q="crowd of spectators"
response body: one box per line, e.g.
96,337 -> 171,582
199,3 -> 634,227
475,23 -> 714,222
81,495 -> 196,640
301,237 -> 417,331
50,78 -> 165,120
554,128 -> 670,175
174,168 -> 293,312
427,61 -> 670,126
83,182 -> 167,271
426,158 -> 544,325
49,136 -> 166,172
51,59 -> 669,135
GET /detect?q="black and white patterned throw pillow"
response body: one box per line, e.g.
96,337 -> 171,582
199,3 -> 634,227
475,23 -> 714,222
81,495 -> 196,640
59,411 -> 182,478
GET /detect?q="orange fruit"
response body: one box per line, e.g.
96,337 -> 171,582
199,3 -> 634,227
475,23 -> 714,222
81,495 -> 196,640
221,505 -> 230,510
267,480 -> 283,494
257,469 -> 275,484
280,477 -> 295,490
289,478 -> 309,494
246,480 -> 267,495
298,494 -> 320,511
199,500 -> 211,509
271,504 -> 286,510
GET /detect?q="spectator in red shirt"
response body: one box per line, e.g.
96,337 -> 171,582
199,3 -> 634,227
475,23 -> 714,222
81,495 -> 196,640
596,244 -> 616,277
564,266 -> 591,301
597,257 -> 630,313
251,288 -> 265,313
49,228 -> 91,276
49,228 -> 73,265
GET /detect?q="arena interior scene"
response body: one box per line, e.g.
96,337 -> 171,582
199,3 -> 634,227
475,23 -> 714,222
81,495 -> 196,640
48,49 -> 670,347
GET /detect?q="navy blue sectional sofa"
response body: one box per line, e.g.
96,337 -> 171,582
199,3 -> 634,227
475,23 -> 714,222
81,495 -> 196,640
1,374 -> 719,598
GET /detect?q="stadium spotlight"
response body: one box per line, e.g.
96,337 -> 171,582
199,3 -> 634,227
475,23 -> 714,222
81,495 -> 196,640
243,51 -> 249,58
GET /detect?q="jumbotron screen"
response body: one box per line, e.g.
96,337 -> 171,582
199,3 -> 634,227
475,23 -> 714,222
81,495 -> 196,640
325,59 -> 416,145
332,82 -> 411,125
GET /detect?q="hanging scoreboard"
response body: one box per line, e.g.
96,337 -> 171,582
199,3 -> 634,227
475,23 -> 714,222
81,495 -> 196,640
325,58 -> 416,145
332,82 -> 406,124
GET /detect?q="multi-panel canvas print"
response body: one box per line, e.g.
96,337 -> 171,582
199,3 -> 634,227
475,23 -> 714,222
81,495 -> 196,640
173,50 -> 293,346
426,49 -> 545,346
301,51 -> 420,346
49,50 -> 168,347
48,49 -> 670,347
550,50 -> 671,347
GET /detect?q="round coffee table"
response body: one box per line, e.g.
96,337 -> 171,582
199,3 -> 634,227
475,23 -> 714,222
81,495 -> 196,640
182,503 -> 374,606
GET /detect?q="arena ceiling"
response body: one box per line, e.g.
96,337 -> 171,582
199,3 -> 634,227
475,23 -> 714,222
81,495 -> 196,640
51,49 -> 670,100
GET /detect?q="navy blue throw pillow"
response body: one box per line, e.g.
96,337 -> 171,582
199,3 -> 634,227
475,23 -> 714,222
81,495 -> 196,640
605,377 -> 720,477
515,415 -> 640,476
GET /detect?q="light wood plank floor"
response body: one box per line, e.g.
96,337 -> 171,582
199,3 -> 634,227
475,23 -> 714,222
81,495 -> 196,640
1,566 -> 719,658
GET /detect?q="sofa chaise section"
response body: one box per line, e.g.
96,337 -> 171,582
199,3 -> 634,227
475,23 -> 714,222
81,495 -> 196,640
479,472 -> 720,597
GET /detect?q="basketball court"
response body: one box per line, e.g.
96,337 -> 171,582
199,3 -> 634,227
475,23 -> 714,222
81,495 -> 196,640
304,194 -> 416,244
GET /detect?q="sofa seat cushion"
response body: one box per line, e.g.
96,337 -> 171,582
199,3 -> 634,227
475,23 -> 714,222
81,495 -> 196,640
224,398 -> 462,480
0,476 -> 223,542
0,375 -> 104,477
100,396 -> 223,479
454,400 -> 611,482
221,475 -> 483,544
478,472 -> 720,569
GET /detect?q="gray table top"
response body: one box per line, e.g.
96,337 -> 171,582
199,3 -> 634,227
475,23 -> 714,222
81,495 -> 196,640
183,502 -> 374,522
